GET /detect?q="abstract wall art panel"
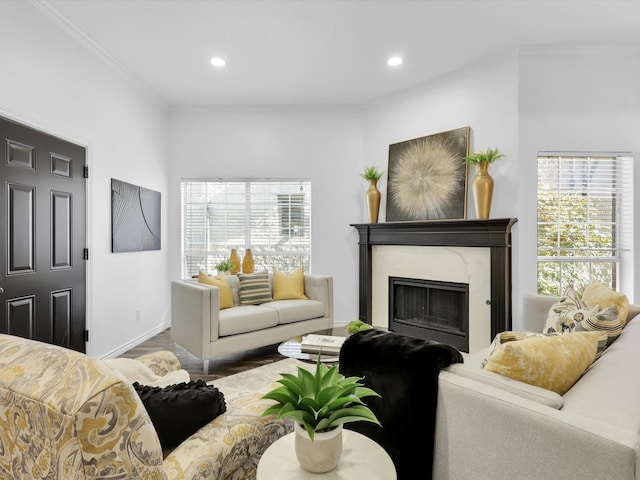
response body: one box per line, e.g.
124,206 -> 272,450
386,126 -> 470,222
111,178 -> 161,252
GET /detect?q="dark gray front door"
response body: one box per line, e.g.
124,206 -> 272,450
0,116 -> 86,352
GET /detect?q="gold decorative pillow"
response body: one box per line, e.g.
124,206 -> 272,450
198,271 -> 234,309
582,281 -> 630,327
273,268 -> 308,300
484,332 -> 600,395
482,331 -> 551,368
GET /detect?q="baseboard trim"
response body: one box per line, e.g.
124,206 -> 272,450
99,322 -> 170,359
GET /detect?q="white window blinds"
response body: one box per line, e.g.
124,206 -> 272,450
181,179 -> 311,278
536,152 -> 633,295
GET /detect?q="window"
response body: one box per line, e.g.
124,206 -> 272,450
181,180 -> 311,278
537,153 -> 633,295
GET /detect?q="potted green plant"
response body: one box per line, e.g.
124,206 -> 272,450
463,146 -> 505,165
361,166 -> 384,223
214,259 -> 234,274
345,320 -> 373,335
261,356 -> 380,472
361,165 -> 384,181
463,146 -> 505,219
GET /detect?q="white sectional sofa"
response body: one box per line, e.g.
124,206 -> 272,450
434,294 -> 640,479
171,273 -> 333,374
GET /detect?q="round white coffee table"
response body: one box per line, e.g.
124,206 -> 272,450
257,429 -> 396,479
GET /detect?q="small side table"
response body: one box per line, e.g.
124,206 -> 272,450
257,429 -> 396,479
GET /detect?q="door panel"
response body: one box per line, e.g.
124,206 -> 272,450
0,116 -> 86,352
7,183 -> 35,273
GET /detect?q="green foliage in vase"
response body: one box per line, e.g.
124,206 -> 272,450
214,259 -> 234,272
261,356 -> 381,441
464,146 -> 505,164
361,165 -> 384,180
345,320 -> 373,334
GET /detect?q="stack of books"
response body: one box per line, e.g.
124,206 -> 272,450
300,334 -> 346,355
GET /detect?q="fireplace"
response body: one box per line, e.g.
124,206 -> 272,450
389,277 -> 469,351
352,218 -> 517,353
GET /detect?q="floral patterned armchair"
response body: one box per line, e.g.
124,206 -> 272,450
0,334 -> 289,480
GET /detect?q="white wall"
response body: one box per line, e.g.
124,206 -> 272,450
362,53 -> 522,316
168,107 -> 364,325
0,2 -> 171,358
518,47 -> 640,309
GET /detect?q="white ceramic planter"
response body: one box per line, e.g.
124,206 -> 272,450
294,423 -> 343,473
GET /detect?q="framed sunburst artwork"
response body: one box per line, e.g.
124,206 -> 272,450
386,126 -> 470,222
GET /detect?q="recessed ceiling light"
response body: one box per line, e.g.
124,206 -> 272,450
387,56 -> 403,67
210,57 -> 226,67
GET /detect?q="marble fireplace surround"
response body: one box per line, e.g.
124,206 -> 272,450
352,218 -> 517,354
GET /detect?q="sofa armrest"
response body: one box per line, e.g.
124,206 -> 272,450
304,274 -> 334,322
435,371 -> 638,480
171,280 -> 221,360
135,350 -> 182,377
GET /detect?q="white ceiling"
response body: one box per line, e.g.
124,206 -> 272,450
41,0 -> 640,107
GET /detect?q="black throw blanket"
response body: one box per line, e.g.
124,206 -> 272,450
339,329 -> 463,480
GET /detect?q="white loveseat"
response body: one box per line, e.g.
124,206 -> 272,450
434,294 -> 640,479
171,273 -> 333,374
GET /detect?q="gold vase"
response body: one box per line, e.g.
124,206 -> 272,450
242,248 -> 254,274
366,179 -> 381,224
229,248 -> 240,275
472,162 -> 494,219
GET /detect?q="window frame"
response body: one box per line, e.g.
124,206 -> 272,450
536,151 -> 633,296
180,179 -> 312,278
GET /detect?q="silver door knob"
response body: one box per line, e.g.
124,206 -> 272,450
0,287 -> 4,294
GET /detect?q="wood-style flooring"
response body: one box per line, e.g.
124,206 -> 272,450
119,328 -> 284,382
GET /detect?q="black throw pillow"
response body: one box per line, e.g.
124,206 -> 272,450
133,379 -> 227,449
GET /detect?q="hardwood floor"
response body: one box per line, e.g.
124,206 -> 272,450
119,328 -> 284,382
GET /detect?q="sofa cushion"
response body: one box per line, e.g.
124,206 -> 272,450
198,271 -> 234,309
238,271 -> 273,305
484,332 -> 600,395
273,268 -> 308,300
133,379 -> 227,450
582,281 -> 630,326
264,299 -> 326,324
218,305 -> 278,336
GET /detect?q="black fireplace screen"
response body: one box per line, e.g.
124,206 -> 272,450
389,277 -> 469,351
